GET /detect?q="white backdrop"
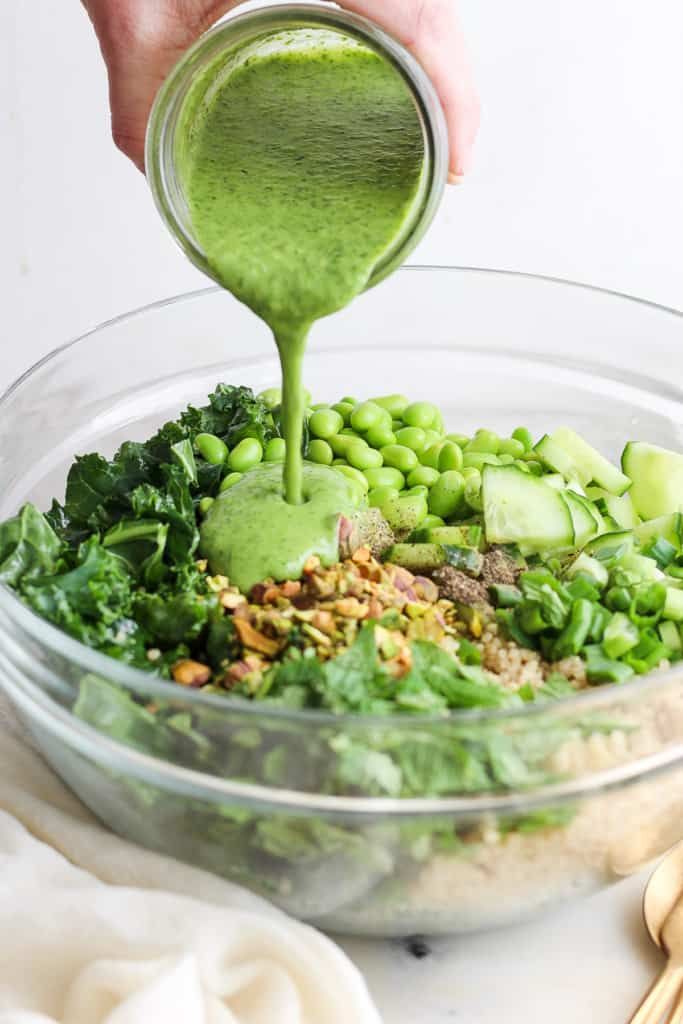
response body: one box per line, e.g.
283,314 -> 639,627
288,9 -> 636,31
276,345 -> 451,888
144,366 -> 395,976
2,0 -> 682,389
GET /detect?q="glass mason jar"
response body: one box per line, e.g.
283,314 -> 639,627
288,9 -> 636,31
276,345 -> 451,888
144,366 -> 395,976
145,2 -> 448,290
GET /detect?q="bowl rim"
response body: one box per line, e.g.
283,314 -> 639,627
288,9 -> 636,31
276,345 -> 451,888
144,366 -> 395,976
1,264 -> 682,732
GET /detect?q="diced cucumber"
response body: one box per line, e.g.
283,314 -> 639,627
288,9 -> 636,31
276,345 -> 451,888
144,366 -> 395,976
553,428 -> 631,494
565,552 -> 609,588
622,442 -> 683,519
634,513 -> 683,551
482,465 -> 574,552
411,524 -> 483,549
619,551 -> 664,583
663,588 -> 683,623
443,545 -> 484,576
659,619 -> 682,649
560,491 -> 599,548
384,543 -> 445,573
583,530 -> 634,560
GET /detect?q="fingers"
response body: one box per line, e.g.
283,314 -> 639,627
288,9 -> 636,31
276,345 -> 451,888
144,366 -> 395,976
340,0 -> 481,179
83,0 -> 479,179
81,1 -> 242,171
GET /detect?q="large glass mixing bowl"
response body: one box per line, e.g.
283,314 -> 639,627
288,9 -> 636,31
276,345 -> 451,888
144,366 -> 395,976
1,267 -> 682,936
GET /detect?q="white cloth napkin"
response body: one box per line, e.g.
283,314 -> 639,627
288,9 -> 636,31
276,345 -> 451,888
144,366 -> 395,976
0,703 -> 381,1024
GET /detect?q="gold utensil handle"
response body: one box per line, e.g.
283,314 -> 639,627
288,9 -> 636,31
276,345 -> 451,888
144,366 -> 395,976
666,982 -> 683,1024
628,962 -> 683,1024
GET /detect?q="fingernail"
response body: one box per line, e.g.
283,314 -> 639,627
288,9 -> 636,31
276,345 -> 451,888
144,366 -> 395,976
448,172 -> 465,186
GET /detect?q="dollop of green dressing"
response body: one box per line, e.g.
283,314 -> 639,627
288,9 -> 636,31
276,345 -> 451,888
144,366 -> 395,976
181,30 -> 425,585
200,462 -> 363,592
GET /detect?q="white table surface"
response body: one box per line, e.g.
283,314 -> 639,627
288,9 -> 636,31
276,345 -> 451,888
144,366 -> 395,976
2,1 -> 682,1021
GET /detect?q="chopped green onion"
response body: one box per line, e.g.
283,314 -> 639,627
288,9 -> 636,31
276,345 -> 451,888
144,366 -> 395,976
628,583 -> 666,627
642,537 -> 678,569
663,587 -> 683,622
584,645 -> 635,684
551,599 -> 594,659
488,584 -> 522,608
602,612 -> 640,659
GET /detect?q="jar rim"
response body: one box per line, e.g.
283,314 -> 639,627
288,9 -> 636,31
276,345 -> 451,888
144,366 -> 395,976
145,1 -> 448,290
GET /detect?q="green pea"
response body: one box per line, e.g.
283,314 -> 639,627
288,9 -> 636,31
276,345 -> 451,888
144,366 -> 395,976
264,437 -> 286,462
407,465 -> 440,488
307,439 -> 333,465
368,485 -> 400,509
382,493 -> 428,532
228,437 -> 263,473
371,394 -> 410,418
512,427 -> 534,452
309,408 -> 344,440
498,453 -> 515,465
421,513 -> 445,530
463,451 -> 500,470
403,401 -> 439,430
464,476 -> 484,511
199,496 -> 215,515
420,442 -> 445,469
309,402 -> 328,412
332,401 -> 354,424
331,458 -> 346,465
405,484 -> 429,498
333,464 -> 369,493
380,444 -> 418,473
350,401 -> 384,433
498,437 -> 526,458
365,424 -> 396,449
346,442 -> 383,470
395,426 -> 427,452
466,429 -> 500,454
219,471 -> 243,493
438,441 -> 464,473
524,460 -> 544,476
340,395 -> 358,406
432,412 -> 445,435
423,428 -> 442,447
514,460 -> 532,474
445,432 -> 469,447
461,466 -> 482,484
195,432 -> 228,466
363,466 -> 405,490
391,418 -> 404,432
329,433 -> 361,456
428,470 -> 465,519
340,426 -> 362,437
257,387 -> 281,409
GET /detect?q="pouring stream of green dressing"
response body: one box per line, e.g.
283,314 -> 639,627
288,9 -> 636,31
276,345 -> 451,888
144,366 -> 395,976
182,30 -> 426,590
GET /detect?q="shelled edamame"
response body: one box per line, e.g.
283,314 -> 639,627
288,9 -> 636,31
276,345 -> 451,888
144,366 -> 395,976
191,389 -> 544,534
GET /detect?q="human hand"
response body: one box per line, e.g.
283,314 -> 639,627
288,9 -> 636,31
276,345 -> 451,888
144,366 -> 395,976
82,0 -> 480,180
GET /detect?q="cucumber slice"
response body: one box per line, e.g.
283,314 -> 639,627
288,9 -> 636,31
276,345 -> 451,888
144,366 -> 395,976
634,513 -> 683,550
622,442 -> 683,519
482,465 -> 574,552
548,428 -> 631,495
583,530 -> 634,559
560,491 -> 600,548
534,435 -> 579,481
587,488 -> 639,529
